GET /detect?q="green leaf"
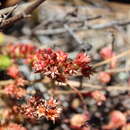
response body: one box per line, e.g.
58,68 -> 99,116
0,55 -> 12,70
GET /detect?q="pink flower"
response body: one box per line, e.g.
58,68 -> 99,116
70,114 -> 89,129
91,90 -> 106,105
7,65 -> 21,78
99,72 -> 111,84
56,50 -> 68,62
100,47 -> 117,69
74,52 -> 91,67
4,82 -> 26,99
100,47 -> 113,60
103,111 -> 126,129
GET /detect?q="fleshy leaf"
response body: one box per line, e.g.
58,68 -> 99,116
0,55 -> 12,70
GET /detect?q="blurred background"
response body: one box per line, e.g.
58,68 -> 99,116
0,0 -> 130,130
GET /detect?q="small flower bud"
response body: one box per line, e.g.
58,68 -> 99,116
98,72 -> 111,84
103,111 -> 126,129
91,90 -> 106,105
70,114 -> 89,129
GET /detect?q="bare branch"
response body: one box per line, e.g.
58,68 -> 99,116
49,85 -> 130,95
0,0 -> 47,30
93,49 -> 130,68
0,5 -> 17,16
34,19 -> 130,35
64,24 -> 83,45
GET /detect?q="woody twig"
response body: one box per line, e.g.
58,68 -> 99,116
0,0 -> 47,30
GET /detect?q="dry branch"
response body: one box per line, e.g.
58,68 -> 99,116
93,49 -> 130,68
105,67 -> 130,73
0,0 -> 47,30
64,24 -> 83,45
0,78 -> 130,93
34,19 -> 130,35
50,85 -> 130,95
0,5 -> 17,16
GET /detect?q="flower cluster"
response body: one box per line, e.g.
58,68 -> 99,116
4,78 -> 27,99
7,64 -> 21,78
14,96 -> 62,122
0,123 -> 27,130
33,48 -> 93,82
5,43 -> 37,61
